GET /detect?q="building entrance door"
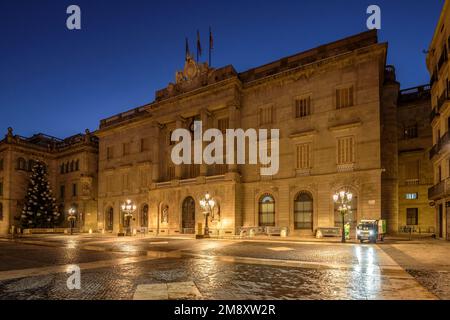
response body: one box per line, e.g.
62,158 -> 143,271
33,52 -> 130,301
106,207 -> 113,231
182,197 -> 196,234
439,204 -> 443,238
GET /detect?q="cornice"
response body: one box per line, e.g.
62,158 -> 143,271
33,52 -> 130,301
242,43 -> 387,92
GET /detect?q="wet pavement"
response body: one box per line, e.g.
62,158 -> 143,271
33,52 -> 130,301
0,235 -> 443,300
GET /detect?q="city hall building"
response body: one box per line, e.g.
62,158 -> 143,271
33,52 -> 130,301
0,30 -> 436,237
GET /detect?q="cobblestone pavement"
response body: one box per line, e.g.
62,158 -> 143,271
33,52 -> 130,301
378,240 -> 450,299
0,236 -> 439,300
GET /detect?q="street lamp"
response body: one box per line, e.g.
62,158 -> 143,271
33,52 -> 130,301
68,207 -> 76,235
199,192 -> 216,238
333,191 -> 353,243
121,199 -> 136,236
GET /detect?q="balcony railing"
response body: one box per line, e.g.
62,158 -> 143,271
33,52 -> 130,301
429,178 -> 450,200
437,47 -> 448,73
437,90 -> 450,112
430,108 -> 440,122
430,131 -> 450,159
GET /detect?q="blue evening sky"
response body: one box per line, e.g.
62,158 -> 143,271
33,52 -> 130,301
0,0 -> 445,138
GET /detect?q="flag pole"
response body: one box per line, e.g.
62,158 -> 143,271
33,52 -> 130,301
209,26 -> 213,67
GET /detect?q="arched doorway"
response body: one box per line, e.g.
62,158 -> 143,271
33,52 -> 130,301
182,197 -> 196,234
294,192 -> 313,230
141,204 -> 149,227
106,207 -> 114,231
259,194 -> 275,227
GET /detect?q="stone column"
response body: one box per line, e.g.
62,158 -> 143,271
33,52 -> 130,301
151,122 -> 161,183
381,71 -> 400,234
199,109 -> 209,176
227,100 -> 241,173
175,117 -> 184,180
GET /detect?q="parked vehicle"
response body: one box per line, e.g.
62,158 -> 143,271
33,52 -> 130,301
356,220 -> 386,243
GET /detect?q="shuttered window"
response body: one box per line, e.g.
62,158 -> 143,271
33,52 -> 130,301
259,106 -> 273,125
295,97 -> 311,118
337,137 -> 355,164
336,86 -> 354,109
296,144 -> 311,169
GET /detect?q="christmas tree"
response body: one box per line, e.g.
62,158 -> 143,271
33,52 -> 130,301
20,160 -> 60,228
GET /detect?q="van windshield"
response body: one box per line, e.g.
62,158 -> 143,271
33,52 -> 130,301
357,223 -> 375,230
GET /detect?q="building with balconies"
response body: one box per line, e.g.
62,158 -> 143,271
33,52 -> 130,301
426,0 -> 450,240
397,85 -> 434,234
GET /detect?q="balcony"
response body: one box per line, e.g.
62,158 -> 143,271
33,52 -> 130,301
437,47 -> 448,73
437,90 -> 450,112
430,108 -> 440,123
430,131 -> 450,160
429,178 -> 450,200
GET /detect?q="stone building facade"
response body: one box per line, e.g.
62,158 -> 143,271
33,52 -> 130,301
427,0 -> 450,240
0,30 -> 435,237
397,86 -> 435,233
96,30 -> 398,237
0,129 -> 98,235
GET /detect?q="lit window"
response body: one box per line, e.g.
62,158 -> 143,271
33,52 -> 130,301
405,193 -> 418,200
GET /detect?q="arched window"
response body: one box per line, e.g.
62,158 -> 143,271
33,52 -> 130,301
17,158 -> 27,170
141,204 -> 149,227
334,190 -> 358,228
182,197 -> 195,233
0,202 -> 3,221
70,161 -> 74,172
28,160 -> 35,172
75,160 -> 79,171
60,164 -> 65,174
65,162 -> 69,173
259,194 -> 275,227
294,192 -> 313,230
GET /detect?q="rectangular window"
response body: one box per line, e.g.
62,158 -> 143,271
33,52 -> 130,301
295,97 -> 311,118
123,142 -> 131,156
337,137 -> 355,164
405,193 -> 418,200
218,118 -> 229,134
296,144 -> 311,169
406,208 -> 418,225
107,146 -> 114,160
259,106 -> 273,125
405,161 -> 419,181
72,183 -> 77,197
122,172 -> 130,190
60,185 -> 65,199
0,181 -> 3,197
404,125 -> 418,139
140,138 -> 150,152
0,158 -> 3,171
106,175 -> 113,193
336,86 -> 354,109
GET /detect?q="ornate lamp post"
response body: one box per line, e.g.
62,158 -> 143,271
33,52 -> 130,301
121,199 -> 136,236
68,207 -> 77,235
199,192 -> 216,238
333,191 -> 353,243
